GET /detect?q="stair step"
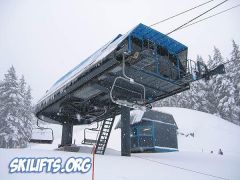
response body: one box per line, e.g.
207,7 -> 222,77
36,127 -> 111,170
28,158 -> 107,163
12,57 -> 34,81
102,131 -> 109,133
104,120 -> 112,123
103,125 -> 110,128
99,138 -> 107,141
101,138 -> 107,140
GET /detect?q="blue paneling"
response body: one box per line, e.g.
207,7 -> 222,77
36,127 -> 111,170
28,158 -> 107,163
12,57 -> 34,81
131,23 -> 187,55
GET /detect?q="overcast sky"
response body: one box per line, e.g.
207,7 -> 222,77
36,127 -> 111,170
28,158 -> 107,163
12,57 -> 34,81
0,0 -> 239,103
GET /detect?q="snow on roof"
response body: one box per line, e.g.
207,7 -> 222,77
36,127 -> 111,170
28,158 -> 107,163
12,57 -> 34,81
38,33 -> 126,104
37,23 -> 187,105
115,109 -> 176,129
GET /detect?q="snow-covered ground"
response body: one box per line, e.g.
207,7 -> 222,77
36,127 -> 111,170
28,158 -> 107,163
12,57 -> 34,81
1,107 -> 240,179
1,148 -> 239,180
157,107 -> 240,156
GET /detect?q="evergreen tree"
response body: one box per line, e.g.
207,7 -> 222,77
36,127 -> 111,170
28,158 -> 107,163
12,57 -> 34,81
0,66 -> 22,147
181,56 -> 208,112
205,48 -> 225,116
0,66 -> 33,148
229,40 -> 240,124
216,72 -> 237,121
19,76 -> 33,144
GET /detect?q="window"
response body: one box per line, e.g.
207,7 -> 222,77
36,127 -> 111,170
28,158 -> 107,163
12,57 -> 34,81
139,125 -> 152,136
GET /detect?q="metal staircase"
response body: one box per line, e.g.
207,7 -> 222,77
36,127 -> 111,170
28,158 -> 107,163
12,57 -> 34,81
95,117 -> 116,155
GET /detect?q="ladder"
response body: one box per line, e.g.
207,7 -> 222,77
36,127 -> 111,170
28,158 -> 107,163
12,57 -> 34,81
95,117 -> 115,155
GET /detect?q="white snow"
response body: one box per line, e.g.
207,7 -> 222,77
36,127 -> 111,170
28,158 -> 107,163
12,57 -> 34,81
155,107 -> 240,156
0,148 -> 239,180
130,110 -> 145,124
1,107 -> 240,179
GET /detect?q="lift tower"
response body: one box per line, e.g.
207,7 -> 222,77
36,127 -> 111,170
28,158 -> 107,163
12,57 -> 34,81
35,24 -> 225,156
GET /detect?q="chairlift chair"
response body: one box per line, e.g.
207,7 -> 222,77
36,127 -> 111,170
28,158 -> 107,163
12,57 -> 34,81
188,59 -> 226,81
29,119 -> 54,144
81,122 -> 100,145
110,52 -> 152,111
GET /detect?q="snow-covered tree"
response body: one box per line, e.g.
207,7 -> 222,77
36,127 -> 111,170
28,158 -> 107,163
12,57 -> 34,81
179,56 -> 209,112
216,73 -> 237,121
0,66 -> 33,148
206,48 -> 225,116
19,76 -> 33,143
228,40 -> 240,124
156,94 -> 179,107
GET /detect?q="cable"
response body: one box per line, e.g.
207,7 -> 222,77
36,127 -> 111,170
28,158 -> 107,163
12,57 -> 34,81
141,0 -> 230,47
133,155 -> 229,180
179,4 -> 240,30
166,0 -> 229,36
150,0 -> 215,27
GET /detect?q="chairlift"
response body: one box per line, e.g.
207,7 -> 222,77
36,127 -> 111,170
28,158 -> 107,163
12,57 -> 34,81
196,61 -> 225,80
29,119 -> 54,144
110,52 -> 152,111
81,122 -> 100,145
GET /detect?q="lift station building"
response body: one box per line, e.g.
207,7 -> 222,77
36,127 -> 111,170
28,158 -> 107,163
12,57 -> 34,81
34,23 -> 224,156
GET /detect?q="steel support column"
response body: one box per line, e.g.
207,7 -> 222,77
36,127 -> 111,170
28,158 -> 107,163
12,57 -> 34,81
61,123 -> 73,146
121,106 -> 131,156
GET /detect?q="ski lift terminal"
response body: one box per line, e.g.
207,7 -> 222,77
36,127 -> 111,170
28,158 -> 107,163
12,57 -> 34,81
34,23 -> 225,155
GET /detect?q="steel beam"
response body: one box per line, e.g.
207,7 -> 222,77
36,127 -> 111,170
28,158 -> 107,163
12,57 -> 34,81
61,123 -> 73,146
121,106 -> 131,156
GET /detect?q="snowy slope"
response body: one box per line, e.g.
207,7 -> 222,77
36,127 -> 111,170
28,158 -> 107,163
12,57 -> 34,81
155,107 -> 240,156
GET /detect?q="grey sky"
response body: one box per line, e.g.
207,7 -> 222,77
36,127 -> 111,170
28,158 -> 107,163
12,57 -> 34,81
0,0 -> 239,103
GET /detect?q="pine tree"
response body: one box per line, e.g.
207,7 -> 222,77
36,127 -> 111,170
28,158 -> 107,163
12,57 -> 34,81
229,40 -> 240,124
19,76 -> 33,144
205,48 -> 225,116
0,66 -> 33,148
183,56 -> 208,112
216,72 -> 237,121
0,66 -> 23,147
177,90 -> 192,109
154,94 -> 180,107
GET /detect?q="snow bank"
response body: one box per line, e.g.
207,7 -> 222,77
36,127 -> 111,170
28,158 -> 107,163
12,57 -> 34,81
154,107 -> 240,156
0,148 -> 240,180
